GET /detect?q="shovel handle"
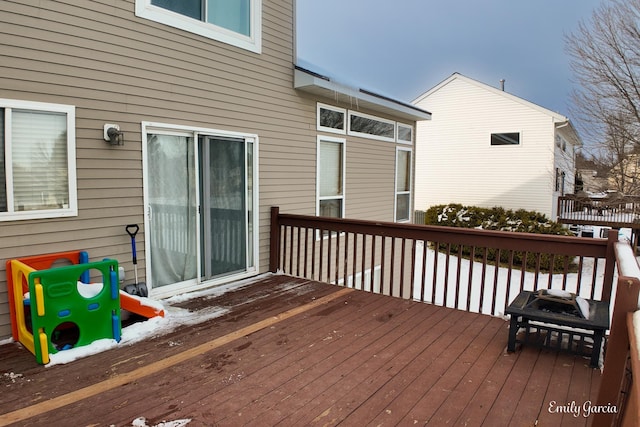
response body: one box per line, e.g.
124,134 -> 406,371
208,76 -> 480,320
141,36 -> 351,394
126,224 -> 139,238
126,224 -> 139,265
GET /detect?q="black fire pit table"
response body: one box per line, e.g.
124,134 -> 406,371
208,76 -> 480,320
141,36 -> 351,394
505,290 -> 610,368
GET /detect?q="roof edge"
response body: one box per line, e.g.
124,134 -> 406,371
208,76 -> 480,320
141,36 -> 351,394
294,66 -> 431,122
413,72 -> 569,122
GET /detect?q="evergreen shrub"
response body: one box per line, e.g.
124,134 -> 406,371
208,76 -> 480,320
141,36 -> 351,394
423,204 -> 576,271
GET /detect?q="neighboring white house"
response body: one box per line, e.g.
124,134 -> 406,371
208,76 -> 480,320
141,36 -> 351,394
412,73 -> 581,219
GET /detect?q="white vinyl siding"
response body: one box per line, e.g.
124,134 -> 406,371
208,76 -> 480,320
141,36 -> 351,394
414,75 -> 566,218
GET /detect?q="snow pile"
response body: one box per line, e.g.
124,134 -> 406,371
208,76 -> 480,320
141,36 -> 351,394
128,416 -> 191,427
44,277 -> 263,366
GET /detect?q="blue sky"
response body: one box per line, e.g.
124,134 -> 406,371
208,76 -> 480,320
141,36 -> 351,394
296,0 -> 602,116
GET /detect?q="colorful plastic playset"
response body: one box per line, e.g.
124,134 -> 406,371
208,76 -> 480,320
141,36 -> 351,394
5,250 -> 164,365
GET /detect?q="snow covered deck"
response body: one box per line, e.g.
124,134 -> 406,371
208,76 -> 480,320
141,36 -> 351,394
557,195 -> 640,229
0,275 -> 601,426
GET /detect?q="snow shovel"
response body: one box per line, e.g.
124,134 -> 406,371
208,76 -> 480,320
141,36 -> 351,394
124,224 -> 148,297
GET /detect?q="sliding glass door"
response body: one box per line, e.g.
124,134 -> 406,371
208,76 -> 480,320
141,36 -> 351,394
147,134 -> 198,288
199,136 -> 252,279
145,127 -> 256,293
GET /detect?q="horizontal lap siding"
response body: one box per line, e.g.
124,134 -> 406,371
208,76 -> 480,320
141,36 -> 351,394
415,78 -> 555,217
0,0 -> 304,339
0,0 -> 413,339
347,136 -> 398,221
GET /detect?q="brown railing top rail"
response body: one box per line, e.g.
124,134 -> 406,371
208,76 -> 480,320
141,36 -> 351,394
274,208 -> 613,257
270,206 -> 617,303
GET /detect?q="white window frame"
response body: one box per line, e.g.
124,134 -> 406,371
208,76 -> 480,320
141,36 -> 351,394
135,0 -> 262,54
317,103 -> 346,135
316,135 -> 346,219
396,123 -> 413,145
348,111 -> 396,142
141,121 -> 260,298
0,99 -> 77,222
395,147 -> 412,223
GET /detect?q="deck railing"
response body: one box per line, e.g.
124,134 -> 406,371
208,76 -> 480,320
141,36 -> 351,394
269,207 -> 617,317
557,194 -> 640,228
594,242 -> 640,427
269,207 -> 640,424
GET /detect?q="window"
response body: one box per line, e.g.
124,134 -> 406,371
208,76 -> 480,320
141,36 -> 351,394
491,132 -> 520,145
317,136 -> 345,219
348,111 -> 395,142
319,104 -> 413,143
555,135 -> 567,151
0,99 -> 76,221
395,148 -> 412,222
317,103 -> 346,134
555,168 -> 566,194
136,0 -> 262,53
397,123 -> 413,144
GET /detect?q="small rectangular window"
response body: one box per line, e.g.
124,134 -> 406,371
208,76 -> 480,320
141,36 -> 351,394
317,103 -> 346,134
397,123 -> 413,144
491,132 -> 520,145
348,112 -> 395,142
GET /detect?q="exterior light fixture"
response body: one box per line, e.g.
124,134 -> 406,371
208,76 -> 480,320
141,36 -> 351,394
104,123 -> 124,145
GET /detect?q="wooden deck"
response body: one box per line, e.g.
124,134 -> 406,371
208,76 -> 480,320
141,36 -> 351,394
0,274 -> 602,426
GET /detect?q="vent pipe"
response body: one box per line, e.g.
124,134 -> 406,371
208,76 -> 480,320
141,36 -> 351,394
500,79 -> 505,91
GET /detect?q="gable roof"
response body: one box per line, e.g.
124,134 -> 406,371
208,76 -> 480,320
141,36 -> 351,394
294,66 -> 432,122
413,72 -> 581,145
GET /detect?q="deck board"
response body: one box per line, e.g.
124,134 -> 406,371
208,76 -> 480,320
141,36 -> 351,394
413,317 -> 506,426
0,274 -> 602,426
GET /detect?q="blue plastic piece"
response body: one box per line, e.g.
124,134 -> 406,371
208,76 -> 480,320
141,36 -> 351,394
110,268 -> 118,300
79,251 -> 90,283
112,313 -> 121,342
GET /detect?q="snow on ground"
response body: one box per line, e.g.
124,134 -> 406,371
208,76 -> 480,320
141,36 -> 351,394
412,241 -> 608,317
46,274 -> 272,366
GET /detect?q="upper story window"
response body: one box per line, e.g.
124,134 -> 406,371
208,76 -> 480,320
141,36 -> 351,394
136,0 -> 262,53
491,132 -> 520,146
555,134 -> 569,152
348,111 -> 395,142
0,99 -> 77,221
317,103 -> 414,144
397,123 -> 413,144
317,103 -> 346,135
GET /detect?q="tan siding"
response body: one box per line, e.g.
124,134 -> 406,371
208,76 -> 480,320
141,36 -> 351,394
0,0 -> 415,339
